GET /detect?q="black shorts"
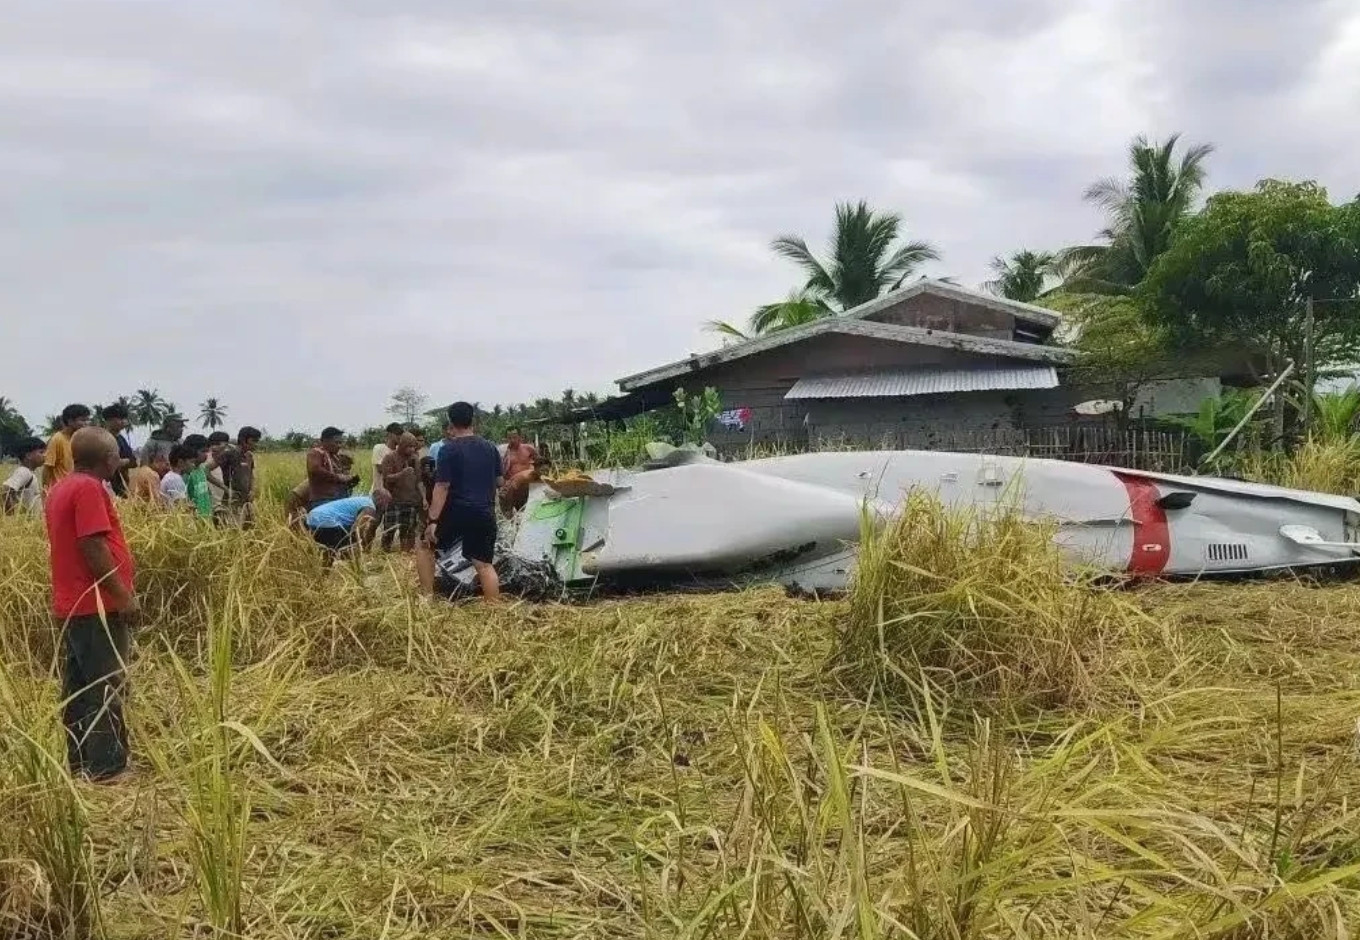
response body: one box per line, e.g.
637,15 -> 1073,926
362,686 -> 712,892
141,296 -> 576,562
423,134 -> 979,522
436,505 -> 497,564
312,525 -> 356,554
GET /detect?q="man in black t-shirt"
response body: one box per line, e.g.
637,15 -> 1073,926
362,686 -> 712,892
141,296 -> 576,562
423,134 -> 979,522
418,401 -> 502,600
102,403 -> 137,498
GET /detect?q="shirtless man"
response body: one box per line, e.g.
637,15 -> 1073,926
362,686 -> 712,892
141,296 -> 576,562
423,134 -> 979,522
307,427 -> 359,508
498,427 -> 543,513
379,432 -> 426,551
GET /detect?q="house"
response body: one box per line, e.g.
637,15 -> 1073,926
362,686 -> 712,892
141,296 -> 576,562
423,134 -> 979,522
599,280 -> 1221,451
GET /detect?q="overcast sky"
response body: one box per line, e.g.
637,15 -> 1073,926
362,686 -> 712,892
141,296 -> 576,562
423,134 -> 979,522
2,0 -> 1357,433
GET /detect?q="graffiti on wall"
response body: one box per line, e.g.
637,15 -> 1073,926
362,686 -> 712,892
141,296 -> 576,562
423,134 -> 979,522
715,407 -> 752,431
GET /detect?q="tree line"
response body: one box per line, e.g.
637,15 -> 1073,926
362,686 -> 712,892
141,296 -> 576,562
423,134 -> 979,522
1,391 -> 230,456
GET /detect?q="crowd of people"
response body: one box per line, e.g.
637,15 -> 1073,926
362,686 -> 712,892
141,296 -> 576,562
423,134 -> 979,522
3,399 -> 545,781
3,402 -> 260,520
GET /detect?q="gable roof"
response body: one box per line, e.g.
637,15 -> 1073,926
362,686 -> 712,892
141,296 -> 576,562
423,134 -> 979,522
616,317 -> 1075,391
840,278 -> 1062,330
616,279 -> 1066,392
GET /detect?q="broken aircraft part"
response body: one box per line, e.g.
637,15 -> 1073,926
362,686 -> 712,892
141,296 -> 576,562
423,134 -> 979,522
433,450 -> 1360,599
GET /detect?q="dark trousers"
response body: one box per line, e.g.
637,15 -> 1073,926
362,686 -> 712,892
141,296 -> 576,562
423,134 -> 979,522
62,612 -> 132,779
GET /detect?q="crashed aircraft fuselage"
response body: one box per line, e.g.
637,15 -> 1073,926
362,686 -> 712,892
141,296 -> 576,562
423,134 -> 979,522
438,450 -> 1360,597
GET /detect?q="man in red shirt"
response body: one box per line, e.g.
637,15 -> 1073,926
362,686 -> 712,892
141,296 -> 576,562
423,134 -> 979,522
44,426 -> 138,780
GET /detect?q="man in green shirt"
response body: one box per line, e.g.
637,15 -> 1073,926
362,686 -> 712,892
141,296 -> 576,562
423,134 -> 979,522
182,435 -> 214,520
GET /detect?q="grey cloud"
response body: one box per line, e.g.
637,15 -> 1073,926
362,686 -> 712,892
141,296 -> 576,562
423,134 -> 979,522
0,0 -> 1356,431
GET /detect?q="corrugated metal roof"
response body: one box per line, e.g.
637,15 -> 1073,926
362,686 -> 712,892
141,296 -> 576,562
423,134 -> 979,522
617,318 -> 1074,391
784,364 -> 1059,400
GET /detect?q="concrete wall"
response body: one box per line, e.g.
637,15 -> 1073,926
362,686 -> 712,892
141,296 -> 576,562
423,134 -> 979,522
1130,377 -> 1222,417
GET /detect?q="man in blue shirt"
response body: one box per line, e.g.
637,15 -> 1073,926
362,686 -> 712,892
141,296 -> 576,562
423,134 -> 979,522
306,490 -> 391,566
427,420 -> 455,464
418,401 -> 502,600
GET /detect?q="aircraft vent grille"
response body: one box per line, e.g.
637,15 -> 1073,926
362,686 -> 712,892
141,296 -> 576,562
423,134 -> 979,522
1206,543 -> 1249,563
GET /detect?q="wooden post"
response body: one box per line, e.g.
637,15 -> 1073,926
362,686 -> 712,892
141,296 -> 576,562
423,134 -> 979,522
1302,296 -> 1315,440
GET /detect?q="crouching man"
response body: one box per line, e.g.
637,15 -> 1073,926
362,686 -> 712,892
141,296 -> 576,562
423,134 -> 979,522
304,490 -> 391,566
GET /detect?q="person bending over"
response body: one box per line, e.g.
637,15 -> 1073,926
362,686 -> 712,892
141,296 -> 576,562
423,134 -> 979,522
305,490 -> 390,567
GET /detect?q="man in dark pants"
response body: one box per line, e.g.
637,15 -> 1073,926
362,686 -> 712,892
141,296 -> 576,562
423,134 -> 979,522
43,427 -> 138,780
417,402 -> 503,601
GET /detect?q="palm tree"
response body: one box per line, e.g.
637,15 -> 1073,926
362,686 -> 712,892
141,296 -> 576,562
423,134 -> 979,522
131,388 -> 169,428
0,398 -> 32,453
984,250 -> 1061,302
1312,387 -> 1360,441
1063,134 -> 1214,293
771,201 -> 940,313
199,397 -> 228,429
705,289 -> 832,341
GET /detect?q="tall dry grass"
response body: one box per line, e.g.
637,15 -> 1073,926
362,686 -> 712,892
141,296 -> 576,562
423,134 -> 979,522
0,658 -> 103,940
1241,438 -> 1360,497
3,454 -> 1360,936
839,493 -> 1139,714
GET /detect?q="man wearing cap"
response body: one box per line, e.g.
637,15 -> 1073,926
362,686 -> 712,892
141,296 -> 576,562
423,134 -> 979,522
138,413 -> 185,468
306,427 -> 359,509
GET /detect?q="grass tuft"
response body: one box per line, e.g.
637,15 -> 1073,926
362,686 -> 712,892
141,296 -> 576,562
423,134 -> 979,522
0,656 -> 104,940
839,492 -> 1134,713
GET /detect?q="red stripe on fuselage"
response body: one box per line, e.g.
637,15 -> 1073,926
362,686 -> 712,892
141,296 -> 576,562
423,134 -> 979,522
1113,472 -> 1171,575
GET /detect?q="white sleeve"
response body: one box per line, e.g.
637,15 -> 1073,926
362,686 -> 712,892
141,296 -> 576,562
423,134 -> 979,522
161,474 -> 188,502
3,467 -> 31,492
